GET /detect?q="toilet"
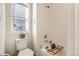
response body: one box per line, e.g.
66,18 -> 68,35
16,38 -> 34,56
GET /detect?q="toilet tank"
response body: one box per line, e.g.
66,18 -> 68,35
16,38 -> 29,50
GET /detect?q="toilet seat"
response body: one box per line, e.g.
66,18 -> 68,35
18,48 -> 34,56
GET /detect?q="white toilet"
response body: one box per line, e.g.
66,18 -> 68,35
16,38 -> 34,56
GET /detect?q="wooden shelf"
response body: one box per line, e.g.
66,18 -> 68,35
47,45 -> 64,55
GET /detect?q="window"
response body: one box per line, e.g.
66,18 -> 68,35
11,3 -> 29,32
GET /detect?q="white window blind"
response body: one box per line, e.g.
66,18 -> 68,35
11,3 -> 29,32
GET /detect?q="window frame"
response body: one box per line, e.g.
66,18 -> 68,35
11,3 -> 30,33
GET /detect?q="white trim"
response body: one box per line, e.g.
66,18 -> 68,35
74,4 -> 78,56
3,3 -> 5,55
32,3 -> 38,55
67,5 -> 72,55
0,3 -> 5,55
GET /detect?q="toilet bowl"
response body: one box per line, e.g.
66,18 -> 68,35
18,48 -> 34,56
16,38 -> 34,56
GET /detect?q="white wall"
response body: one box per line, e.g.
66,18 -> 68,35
0,3 -> 5,55
34,3 -> 75,56
5,3 -> 33,56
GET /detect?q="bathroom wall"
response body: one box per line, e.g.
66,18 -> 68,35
5,3 -> 33,56
0,3 -> 5,55
47,4 -> 75,56
32,4 -> 52,55
36,3 -> 75,56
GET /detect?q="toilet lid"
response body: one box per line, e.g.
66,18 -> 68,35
18,48 -> 34,56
